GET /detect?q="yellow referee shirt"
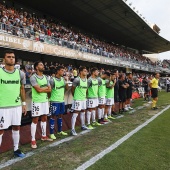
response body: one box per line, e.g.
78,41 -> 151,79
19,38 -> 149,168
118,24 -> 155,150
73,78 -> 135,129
151,78 -> 158,88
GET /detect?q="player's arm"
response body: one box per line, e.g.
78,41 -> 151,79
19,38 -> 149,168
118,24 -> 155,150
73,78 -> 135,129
71,86 -> 76,96
71,78 -> 79,96
64,76 -> 69,91
87,78 -> 92,95
149,79 -> 154,88
106,77 -> 111,88
20,71 -> 27,115
30,75 -> 51,93
111,78 -> 117,88
33,85 -> 51,93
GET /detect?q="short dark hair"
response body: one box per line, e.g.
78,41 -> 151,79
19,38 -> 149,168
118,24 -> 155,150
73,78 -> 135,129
154,72 -> 159,76
3,50 -> 15,58
79,66 -> 86,73
91,67 -> 98,74
113,69 -> 118,74
34,61 -> 42,70
103,71 -> 110,77
119,73 -> 125,79
127,72 -> 132,76
55,66 -> 64,73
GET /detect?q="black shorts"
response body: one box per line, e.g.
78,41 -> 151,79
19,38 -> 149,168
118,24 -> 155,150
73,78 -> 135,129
114,92 -> 119,103
119,92 -> 126,102
151,88 -> 158,98
126,90 -> 132,99
144,88 -> 149,93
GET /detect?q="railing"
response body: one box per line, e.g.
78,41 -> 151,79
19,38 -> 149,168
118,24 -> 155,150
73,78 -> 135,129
0,22 -> 168,72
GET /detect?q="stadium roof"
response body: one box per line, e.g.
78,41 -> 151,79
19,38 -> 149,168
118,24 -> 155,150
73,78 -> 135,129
14,0 -> 170,53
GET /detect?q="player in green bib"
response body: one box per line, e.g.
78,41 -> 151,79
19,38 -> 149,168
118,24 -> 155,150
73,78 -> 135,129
87,68 -> 101,129
49,66 -> 69,139
105,72 -> 116,120
97,72 -> 110,124
30,61 -> 52,149
71,66 -> 88,136
0,50 -> 26,158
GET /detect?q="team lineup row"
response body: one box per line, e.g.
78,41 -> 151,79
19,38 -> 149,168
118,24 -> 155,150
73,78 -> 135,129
0,50 -> 160,158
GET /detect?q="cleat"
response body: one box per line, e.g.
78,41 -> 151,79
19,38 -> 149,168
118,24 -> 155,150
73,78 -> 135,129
87,124 -> 94,129
71,129 -> 77,136
92,121 -> 102,126
119,109 -> 124,114
108,115 -> 116,120
31,140 -> 37,149
41,136 -> 53,142
98,120 -> 105,124
50,134 -> 57,140
81,126 -> 89,130
124,108 -> 129,111
128,107 -> 134,110
104,118 -> 110,122
111,111 -> 119,116
152,107 -> 158,110
14,149 -> 25,158
57,131 -> 68,136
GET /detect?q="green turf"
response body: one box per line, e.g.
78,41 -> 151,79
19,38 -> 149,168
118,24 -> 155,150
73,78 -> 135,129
88,108 -> 170,170
0,91 -> 170,170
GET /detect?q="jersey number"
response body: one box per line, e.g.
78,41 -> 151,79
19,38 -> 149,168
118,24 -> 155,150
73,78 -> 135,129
0,117 -> 4,123
34,106 -> 40,112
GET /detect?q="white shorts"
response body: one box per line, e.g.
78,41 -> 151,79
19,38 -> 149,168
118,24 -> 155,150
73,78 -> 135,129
98,97 -> 106,105
0,106 -> 22,130
106,98 -> 114,106
72,100 -> 86,111
32,102 -> 49,117
87,98 -> 98,108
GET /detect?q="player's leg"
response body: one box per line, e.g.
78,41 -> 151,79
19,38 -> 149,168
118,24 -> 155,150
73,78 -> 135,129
71,100 -> 81,135
41,114 -> 53,141
31,116 -> 39,148
57,102 -> 68,135
98,97 -> 106,124
108,99 -> 116,120
0,130 -> 4,148
98,104 -> 104,124
49,102 -> 56,139
12,106 -> 25,157
40,102 -> 53,141
86,99 -> 94,129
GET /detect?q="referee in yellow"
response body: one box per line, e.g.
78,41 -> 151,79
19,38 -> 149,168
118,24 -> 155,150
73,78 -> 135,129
149,73 -> 160,110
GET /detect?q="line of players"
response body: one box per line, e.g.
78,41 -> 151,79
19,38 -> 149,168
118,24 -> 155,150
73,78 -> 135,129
0,50 -> 134,157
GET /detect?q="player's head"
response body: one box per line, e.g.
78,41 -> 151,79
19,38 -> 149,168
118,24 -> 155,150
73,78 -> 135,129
55,66 -> 65,77
79,66 -> 87,77
3,50 -> 15,66
113,69 -> 119,78
34,61 -> 44,72
110,72 -> 116,80
119,73 -> 125,80
154,73 -> 160,79
101,71 -> 110,79
127,72 -> 132,79
91,67 -> 99,77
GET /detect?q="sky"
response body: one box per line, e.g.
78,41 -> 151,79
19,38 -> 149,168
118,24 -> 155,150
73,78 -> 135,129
126,0 -> 170,60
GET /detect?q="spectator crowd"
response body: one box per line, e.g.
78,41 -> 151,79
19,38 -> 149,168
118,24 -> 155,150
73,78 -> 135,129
0,2 -> 166,69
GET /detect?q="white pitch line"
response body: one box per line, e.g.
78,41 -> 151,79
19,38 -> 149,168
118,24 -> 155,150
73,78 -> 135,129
76,105 -> 170,170
0,130 -> 91,169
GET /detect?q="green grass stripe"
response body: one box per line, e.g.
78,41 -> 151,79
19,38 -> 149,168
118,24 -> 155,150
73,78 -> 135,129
88,109 -> 170,170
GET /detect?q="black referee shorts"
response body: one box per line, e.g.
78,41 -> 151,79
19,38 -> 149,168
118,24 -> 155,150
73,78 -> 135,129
126,90 -> 132,99
151,88 -> 158,98
119,92 -> 126,102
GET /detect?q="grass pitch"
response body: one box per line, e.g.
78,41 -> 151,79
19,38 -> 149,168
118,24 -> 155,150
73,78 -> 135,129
0,91 -> 170,170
